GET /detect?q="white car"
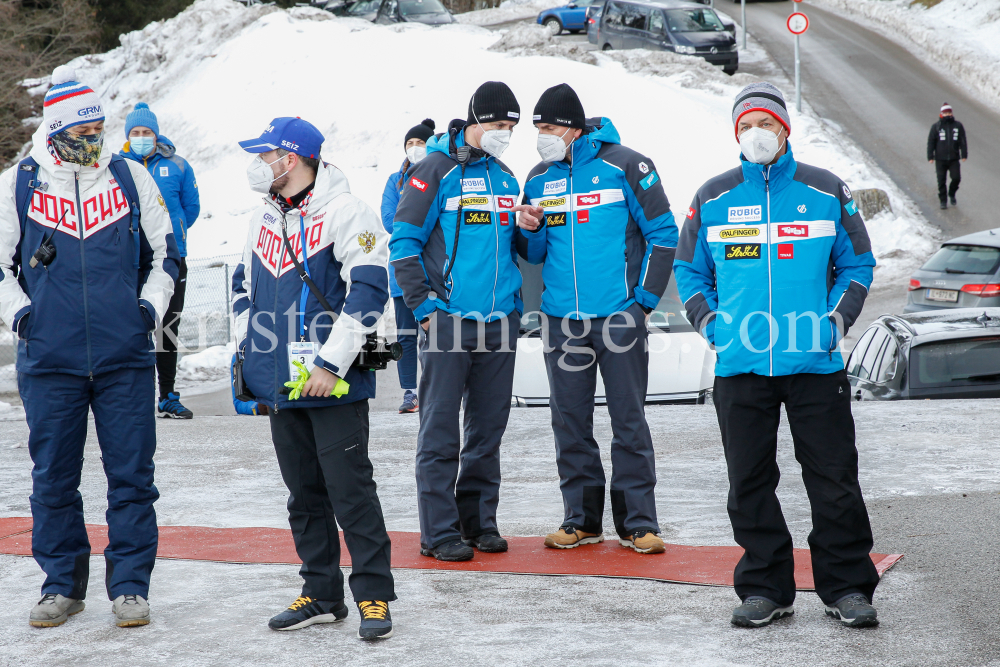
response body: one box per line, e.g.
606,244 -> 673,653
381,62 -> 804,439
511,264 -> 716,406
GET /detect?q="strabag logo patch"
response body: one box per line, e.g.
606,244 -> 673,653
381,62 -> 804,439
719,228 -> 760,239
464,210 -> 492,225
725,244 -> 761,260
543,179 -> 567,196
462,178 -> 486,192
728,206 -> 762,223
778,224 -> 808,237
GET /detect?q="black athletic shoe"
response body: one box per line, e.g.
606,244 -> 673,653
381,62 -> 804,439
420,540 -> 474,561
462,532 -> 508,553
825,594 -> 879,628
268,596 -> 348,631
357,601 -> 393,640
950,195 -> 957,206
940,201 -> 948,210
731,597 -> 794,628
158,392 -> 193,419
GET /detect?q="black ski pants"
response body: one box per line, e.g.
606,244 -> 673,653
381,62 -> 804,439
156,257 -> 186,398
936,159 -> 961,203
713,370 -> 880,607
270,400 -> 396,603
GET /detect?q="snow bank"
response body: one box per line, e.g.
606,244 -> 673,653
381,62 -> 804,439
455,0 -> 562,26
44,0 -> 931,290
813,0 -> 1000,109
177,343 -> 234,385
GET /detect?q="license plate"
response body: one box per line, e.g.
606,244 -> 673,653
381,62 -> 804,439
926,288 -> 959,302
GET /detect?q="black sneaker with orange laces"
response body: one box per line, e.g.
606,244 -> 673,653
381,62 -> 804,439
357,600 -> 393,640
268,596 -> 348,631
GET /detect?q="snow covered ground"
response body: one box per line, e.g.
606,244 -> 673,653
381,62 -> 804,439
455,0 -> 561,25
812,0 -> 1000,110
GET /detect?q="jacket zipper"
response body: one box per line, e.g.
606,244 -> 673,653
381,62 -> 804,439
75,172 -> 94,380
274,214 -> 286,411
485,161 -> 499,318
764,165 -> 773,377
569,162 -> 579,316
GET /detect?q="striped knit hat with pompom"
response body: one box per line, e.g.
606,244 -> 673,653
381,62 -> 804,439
43,65 -> 104,137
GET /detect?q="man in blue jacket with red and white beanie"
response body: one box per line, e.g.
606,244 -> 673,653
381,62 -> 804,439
121,102 -> 200,419
674,82 -> 881,630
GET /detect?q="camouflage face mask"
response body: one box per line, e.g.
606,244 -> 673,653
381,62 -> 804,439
50,130 -> 104,167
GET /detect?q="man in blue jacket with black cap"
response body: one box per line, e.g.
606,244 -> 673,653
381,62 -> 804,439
674,82 -> 881,630
121,102 -> 200,418
232,116 -> 395,640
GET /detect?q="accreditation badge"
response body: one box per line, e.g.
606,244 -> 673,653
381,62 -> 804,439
287,341 -> 317,381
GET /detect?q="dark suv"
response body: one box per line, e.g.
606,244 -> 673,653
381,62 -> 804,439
375,0 -> 454,25
846,309 -> 1000,401
599,0 -> 737,74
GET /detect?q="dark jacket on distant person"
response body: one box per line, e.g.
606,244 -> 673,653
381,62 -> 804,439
927,116 -> 968,162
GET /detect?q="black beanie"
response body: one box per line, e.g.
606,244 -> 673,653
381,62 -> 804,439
467,81 -> 520,125
404,118 -> 436,149
533,83 -> 586,129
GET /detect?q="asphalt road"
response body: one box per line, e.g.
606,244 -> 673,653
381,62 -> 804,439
740,0 -> 1000,241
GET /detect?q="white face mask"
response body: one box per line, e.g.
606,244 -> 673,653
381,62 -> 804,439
536,127 -> 572,162
739,127 -> 786,165
479,128 -> 511,159
406,145 -> 427,164
246,154 -> 289,194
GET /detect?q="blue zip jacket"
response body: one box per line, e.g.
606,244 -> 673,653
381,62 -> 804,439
516,117 -> 677,319
121,135 -> 200,257
389,120 -> 522,323
673,145 -> 876,377
380,161 -> 408,298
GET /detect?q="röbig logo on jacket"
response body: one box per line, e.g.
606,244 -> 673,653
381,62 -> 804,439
28,183 -> 131,238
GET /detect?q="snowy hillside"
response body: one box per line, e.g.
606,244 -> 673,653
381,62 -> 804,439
814,0 -> 1000,110
41,0 -> 932,279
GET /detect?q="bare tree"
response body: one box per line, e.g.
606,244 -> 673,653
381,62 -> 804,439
0,0 -> 98,165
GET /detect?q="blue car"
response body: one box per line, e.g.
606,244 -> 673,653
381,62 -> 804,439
538,0 -> 599,35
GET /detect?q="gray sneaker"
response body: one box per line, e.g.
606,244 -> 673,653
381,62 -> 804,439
29,593 -> 85,627
825,594 -> 879,628
112,594 -> 150,627
731,596 -> 794,627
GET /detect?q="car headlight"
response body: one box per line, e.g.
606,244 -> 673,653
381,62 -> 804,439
675,45 -> 697,55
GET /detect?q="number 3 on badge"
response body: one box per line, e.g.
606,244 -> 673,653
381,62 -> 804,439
288,342 -> 317,381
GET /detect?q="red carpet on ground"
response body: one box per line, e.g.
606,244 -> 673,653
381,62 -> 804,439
0,517 -> 901,590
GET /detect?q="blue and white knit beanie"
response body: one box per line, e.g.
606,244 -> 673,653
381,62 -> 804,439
43,65 -> 104,137
731,82 -> 791,139
125,102 -> 159,138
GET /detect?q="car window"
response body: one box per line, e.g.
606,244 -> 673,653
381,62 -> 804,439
621,3 -> 648,30
664,7 -> 725,32
856,328 -> 889,380
920,244 -> 1000,275
399,0 -> 445,15
873,336 -> 899,383
348,0 -> 379,14
648,10 -> 664,34
846,327 -> 878,378
911,336 -> 1000,387
603,1 -> 623,27
573,0 -> 595,6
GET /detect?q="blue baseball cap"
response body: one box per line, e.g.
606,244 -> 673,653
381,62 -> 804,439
238,117 -> 324,159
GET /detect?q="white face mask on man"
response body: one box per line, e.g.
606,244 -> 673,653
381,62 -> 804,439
406,145 -> 427,164
479,128 -> 511,159
536,127 -> 572,162
739,127 -> 786,165
246,154 -> 289,194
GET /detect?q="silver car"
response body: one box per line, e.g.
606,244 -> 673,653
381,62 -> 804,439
905,228 -> 1000,313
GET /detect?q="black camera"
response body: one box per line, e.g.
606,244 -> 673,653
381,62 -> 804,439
354,333 -> 403,371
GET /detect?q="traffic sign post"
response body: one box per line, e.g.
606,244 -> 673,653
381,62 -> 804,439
741,0 -> 746,50
787,12 -> 809,112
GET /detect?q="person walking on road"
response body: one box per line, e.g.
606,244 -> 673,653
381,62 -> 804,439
389,82 -> 522,563
231,117 -> 395,640
674,82 -> 881,629
515,84 -> 677,555
0,67 -> 179,629
927,102 -> 968,210
381,118 -> 436,414
120,102 -> 201,418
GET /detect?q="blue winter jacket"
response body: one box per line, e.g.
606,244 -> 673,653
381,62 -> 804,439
516,118 -> 677,319
389,120 -> 522,323
673,145 -> 876,377
380,162 -> 408,298
121,136 -> 200,257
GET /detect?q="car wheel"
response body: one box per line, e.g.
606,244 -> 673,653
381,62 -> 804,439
602,43 -> 612,50
723,66 -> 737,75
543,17 -> 562,35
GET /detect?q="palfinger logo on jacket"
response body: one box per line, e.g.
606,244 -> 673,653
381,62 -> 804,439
358,231 -> 376,254
719,228 -> 760,239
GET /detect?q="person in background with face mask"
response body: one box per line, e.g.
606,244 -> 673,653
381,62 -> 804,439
231,117 -> 395,640
515,84 -> 677,556
389,82 -> 522,562
380,118 -> 436,414
120,102 -> 201,419
674,82 -> 880,630
927,102 -> 968,210
0,66 -> 179,629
